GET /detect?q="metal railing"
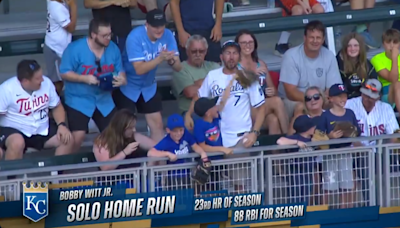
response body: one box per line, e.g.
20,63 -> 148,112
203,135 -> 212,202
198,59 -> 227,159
1,134 -> 400,209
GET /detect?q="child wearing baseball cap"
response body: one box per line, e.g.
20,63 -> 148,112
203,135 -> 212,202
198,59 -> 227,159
193,97 -> 234,159
277,115 -> 319,203
148,114 -> 208,164
316,83 -> 360,207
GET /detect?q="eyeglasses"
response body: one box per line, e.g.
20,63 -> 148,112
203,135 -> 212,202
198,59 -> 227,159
365,84 -> 379,92
95,58 -> 102,73
98,32 -> 113,39
305,94 -> 321,102
239,41 -> 254,46
190,49 -> 206,55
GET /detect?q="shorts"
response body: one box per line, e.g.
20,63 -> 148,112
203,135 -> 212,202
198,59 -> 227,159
176,29 -> 222,63
0,120 -> 58,151
43,44 -> 62,82
65,105 -> 116,132
381,85 -> 396,108
278,0 -> 320,16
112,88 -> 162,114
282,98 -> 299,120
138,2 -> 169,14
288,172 -> 313,203
322,154 -> 354,191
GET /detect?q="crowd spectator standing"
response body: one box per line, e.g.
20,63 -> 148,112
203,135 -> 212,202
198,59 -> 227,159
0,60 -> 74,161
113,9 -> 181,143
137,0 -> 173,22
60,19 -> 126,153
275,0 -> 325,56
278,20 -> 342,120
84,0 -> 136,52
170,0 -> 224,63
349,0 -> 379,49
336,32 -> 377,99
235,30 -> 289,135
44,0 -> 77,95
171,35 -> 220,115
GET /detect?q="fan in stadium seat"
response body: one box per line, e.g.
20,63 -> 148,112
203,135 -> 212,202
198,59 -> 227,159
235,30 -> 289,135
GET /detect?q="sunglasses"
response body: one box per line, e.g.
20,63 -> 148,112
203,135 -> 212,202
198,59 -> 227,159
95,58 -> 102,73
29,60 -> 40,71
364,84 -> 379,92
305,94 -> 321,102
190,49 -> 206,55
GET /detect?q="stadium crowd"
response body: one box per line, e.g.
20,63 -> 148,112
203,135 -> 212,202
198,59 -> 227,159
1,0 -> 400,206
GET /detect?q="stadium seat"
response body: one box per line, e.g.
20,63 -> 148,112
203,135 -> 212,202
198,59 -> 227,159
269,71 -> 280,88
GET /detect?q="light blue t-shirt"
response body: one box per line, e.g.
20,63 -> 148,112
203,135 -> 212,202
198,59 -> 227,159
121,25 -> 179,102
59,37 -> 123,117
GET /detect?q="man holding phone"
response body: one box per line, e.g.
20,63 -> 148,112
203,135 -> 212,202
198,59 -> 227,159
60,18 -> 126,152
113,9 -> 182,143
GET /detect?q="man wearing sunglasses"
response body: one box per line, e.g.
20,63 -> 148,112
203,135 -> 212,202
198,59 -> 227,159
345,79 -> 399,145
171,35 -> 220,115
60,19 -> 126,153
0,60 -> 73,161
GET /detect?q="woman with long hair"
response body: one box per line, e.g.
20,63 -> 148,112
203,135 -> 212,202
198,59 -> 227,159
93,109 -> 155,171
337,32 -> 377,99
235,29 -> 289,134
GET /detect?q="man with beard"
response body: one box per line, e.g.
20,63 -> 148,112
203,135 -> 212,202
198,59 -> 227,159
171,35 -> 220,115
278,20 -> 342,120
185,40 -> 266,148
113,9 -> 181,143
60,19 -> 126,152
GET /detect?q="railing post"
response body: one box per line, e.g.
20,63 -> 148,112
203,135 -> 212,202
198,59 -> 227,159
325,26 -> 336,55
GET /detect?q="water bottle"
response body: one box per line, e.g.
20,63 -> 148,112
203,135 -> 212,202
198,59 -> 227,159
267,0 -> 275,8
334,26 -> 342,53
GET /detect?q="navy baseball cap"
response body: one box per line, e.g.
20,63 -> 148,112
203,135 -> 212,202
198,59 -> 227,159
329,84 -> 347,96
194,97 -> 219,117
146,9 -> 167,27
293,115 -> 320,133
167,114 -> 185,130
221,40 -> 241,52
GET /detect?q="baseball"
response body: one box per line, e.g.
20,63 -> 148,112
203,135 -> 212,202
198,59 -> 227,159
243,138 -> 248,143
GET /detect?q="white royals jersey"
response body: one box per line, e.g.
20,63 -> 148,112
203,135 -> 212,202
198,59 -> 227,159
198,67 -> 265,147
45,0 -> 72,57
0,76 -> 60,137
345,96 -> 399,146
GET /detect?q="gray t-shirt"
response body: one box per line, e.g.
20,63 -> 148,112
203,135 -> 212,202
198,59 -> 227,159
278,44 -> 342,98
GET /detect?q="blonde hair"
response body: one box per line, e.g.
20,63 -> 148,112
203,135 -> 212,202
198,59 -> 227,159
303,86 -> 325,115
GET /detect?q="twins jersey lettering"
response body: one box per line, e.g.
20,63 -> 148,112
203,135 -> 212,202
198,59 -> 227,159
345,97 -> 399,146
45,0 -> 71,57
0,76 -> 60,137
198,67 -> 265,147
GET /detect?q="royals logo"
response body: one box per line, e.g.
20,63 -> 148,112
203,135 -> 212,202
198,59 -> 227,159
23,182 -> 48,222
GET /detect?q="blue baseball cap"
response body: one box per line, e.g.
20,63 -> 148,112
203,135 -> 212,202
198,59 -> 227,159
293,115 -> 320,133
167,114 -> 185,130
329,84 -> 347,96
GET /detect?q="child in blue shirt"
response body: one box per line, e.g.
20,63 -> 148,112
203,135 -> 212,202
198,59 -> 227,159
316,84 -> 360,207
277,115 -> 319,204
148,114 -> 208,190
193,97 -> 233,160
148,114 -> 208,164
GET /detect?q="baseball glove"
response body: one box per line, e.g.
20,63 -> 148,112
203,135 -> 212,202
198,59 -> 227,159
191,158 -> 212,185
312,129 -> 330,150
333,121 -> 358,138
235,69 -> 259,88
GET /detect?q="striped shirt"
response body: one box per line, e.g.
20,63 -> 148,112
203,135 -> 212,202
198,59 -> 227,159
345,97 -> 399,146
